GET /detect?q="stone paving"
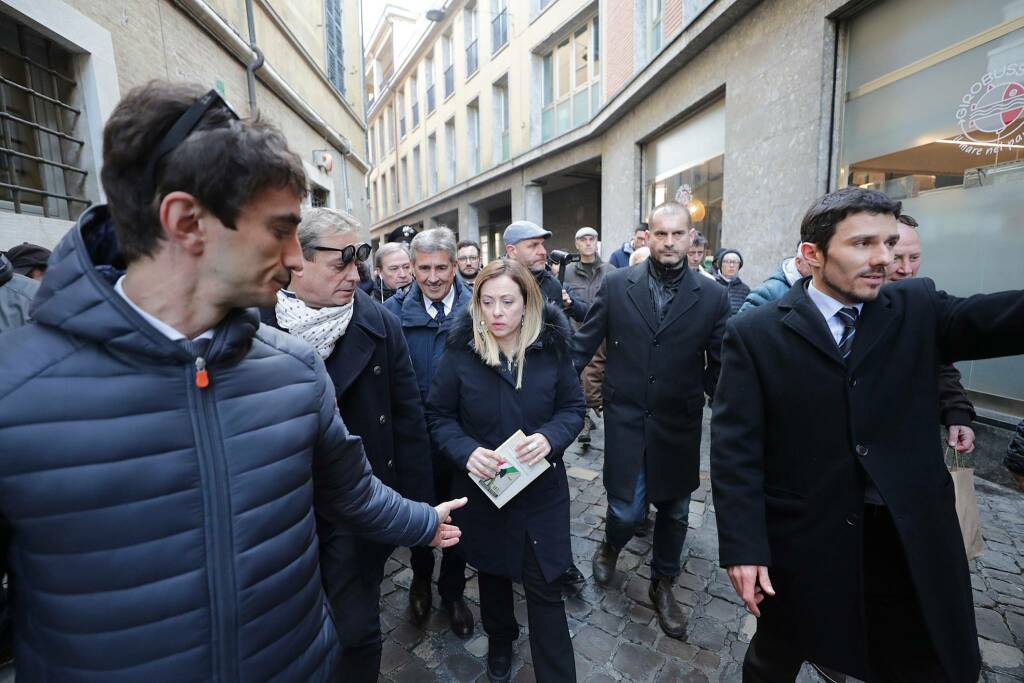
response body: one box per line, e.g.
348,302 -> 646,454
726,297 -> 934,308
374,409 -> 1024,682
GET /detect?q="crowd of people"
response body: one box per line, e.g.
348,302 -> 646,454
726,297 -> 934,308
1,80 -> 1023,683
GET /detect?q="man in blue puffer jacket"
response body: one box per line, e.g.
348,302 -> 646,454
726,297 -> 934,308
0,81 -> 464,683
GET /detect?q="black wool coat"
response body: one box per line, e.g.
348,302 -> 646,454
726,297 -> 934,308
570,260 -> 730,502
425,303 -> 585,583
711,277 -> 1024,682
262,289 -> 434,507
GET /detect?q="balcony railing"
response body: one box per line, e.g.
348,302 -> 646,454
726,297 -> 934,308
466,39 -> 478,76
491,10 -> 508,53
443,65 -> 454,98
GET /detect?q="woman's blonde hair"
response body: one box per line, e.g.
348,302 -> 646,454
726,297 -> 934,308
470,259 -> 545,389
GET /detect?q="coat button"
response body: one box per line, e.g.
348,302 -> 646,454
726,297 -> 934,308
849,377 -> 857,387
845,514 -> 858,526
613,340 -> 620,346
645,410 -> 653,417
387,459 -> 395,469
855,444 -> 868,456
379,415 -> 387,425
648,375 -> 655,383
373,365 -> 383,375
653,340 -> 660,347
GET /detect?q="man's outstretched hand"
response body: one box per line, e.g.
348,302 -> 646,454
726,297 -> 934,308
431,497 -> 468,548
727,565 -> 775,617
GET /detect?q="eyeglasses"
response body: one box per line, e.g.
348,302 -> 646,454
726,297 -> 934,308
140,89 -> 240,203
313,242 -> 372,265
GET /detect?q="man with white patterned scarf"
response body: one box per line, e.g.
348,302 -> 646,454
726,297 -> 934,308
261,207 -> 435,683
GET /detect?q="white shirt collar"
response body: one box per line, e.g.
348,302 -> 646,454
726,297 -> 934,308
114,276 -> 215,342
424,284 -> 456,318
806,279 -> 863,345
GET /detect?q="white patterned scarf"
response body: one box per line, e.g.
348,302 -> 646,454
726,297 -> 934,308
275,291 -> 354,359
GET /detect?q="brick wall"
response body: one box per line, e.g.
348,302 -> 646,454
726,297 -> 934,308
664,0 -> 683,38
603,0 -> 635,99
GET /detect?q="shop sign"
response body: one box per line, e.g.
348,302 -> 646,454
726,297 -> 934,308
954,62 -> 1024,155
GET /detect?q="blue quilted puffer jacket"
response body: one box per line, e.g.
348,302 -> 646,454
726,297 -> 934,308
0,206 -> 438,682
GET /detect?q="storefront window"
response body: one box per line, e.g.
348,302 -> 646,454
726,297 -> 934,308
840,0 -> 1024,409
643,100 -> 725,255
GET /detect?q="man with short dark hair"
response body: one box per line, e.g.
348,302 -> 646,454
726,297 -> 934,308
712,187 -> 1024,682
572,202 -> 730,638
385,227 -> 475,638
609,223 -> 648,268
0,81 -> 465,681
686,232 -> 716,281
262,208 -> 434,682
456,239 -> 481,287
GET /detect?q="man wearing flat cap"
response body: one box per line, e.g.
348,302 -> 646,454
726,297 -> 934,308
563,226 -> 615,447
6,242 -> 51,281
502,220 -> 586,323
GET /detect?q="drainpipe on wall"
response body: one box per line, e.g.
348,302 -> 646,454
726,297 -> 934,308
243,0 -> 263,117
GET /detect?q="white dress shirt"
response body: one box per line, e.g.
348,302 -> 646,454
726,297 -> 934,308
805,279 -> 863,346
115,276 -> 215,342
424,285 -> 456,319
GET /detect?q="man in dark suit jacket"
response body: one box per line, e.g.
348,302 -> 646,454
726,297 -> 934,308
572,201 -> 730,638
711,187 -> 1024,682
264,208 -> 435,683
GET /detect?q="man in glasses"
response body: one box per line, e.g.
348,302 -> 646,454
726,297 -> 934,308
0,81 -> 466,682
261,208 -> 434,681
456,239 -> 482,288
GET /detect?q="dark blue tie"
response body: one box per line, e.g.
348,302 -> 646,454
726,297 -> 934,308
836,307 -> 859,360
432,301 -> 447,324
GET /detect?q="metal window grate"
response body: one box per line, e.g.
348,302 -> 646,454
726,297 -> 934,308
310,186 -> 329,208
325,0 -> 345,94
0,22 -> 89,220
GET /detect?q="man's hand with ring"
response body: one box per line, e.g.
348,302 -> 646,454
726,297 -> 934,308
515,434 -> 552,465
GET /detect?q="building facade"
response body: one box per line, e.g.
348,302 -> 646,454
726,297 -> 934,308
0,0 -> 370,250
366,0 -> 1024,420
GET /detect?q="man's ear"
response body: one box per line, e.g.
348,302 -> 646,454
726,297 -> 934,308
799,241 -> 824,270
505,243 -> 515,258
159,191 -> 205,256
689,228 -> 697,242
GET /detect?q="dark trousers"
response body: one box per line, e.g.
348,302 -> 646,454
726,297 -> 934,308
409,460 -> 466,601
742,505 -> 946,683
319,532 -> 393,683
478,542 -> 575,682
605,464 -> 690,578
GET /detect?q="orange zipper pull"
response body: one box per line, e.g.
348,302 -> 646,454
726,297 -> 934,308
195,357 -> 210,389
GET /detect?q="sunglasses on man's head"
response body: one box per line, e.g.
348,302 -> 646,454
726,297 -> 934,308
313,243 -> 372,265
140,89 -> 240,204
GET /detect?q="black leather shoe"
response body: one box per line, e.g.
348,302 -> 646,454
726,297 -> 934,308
591,542 -> 620,586
561,562 -> 586,596
442,598 -> 475,638
486,639 -> 513,683
408,574 -> 431,622
649,576 -> 687,638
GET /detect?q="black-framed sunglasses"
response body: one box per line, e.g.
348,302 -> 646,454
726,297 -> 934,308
140,89 -> 240,203
313,242 -> 372,265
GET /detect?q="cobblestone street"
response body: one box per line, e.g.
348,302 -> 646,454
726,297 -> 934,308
374,410 -> 1024,682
